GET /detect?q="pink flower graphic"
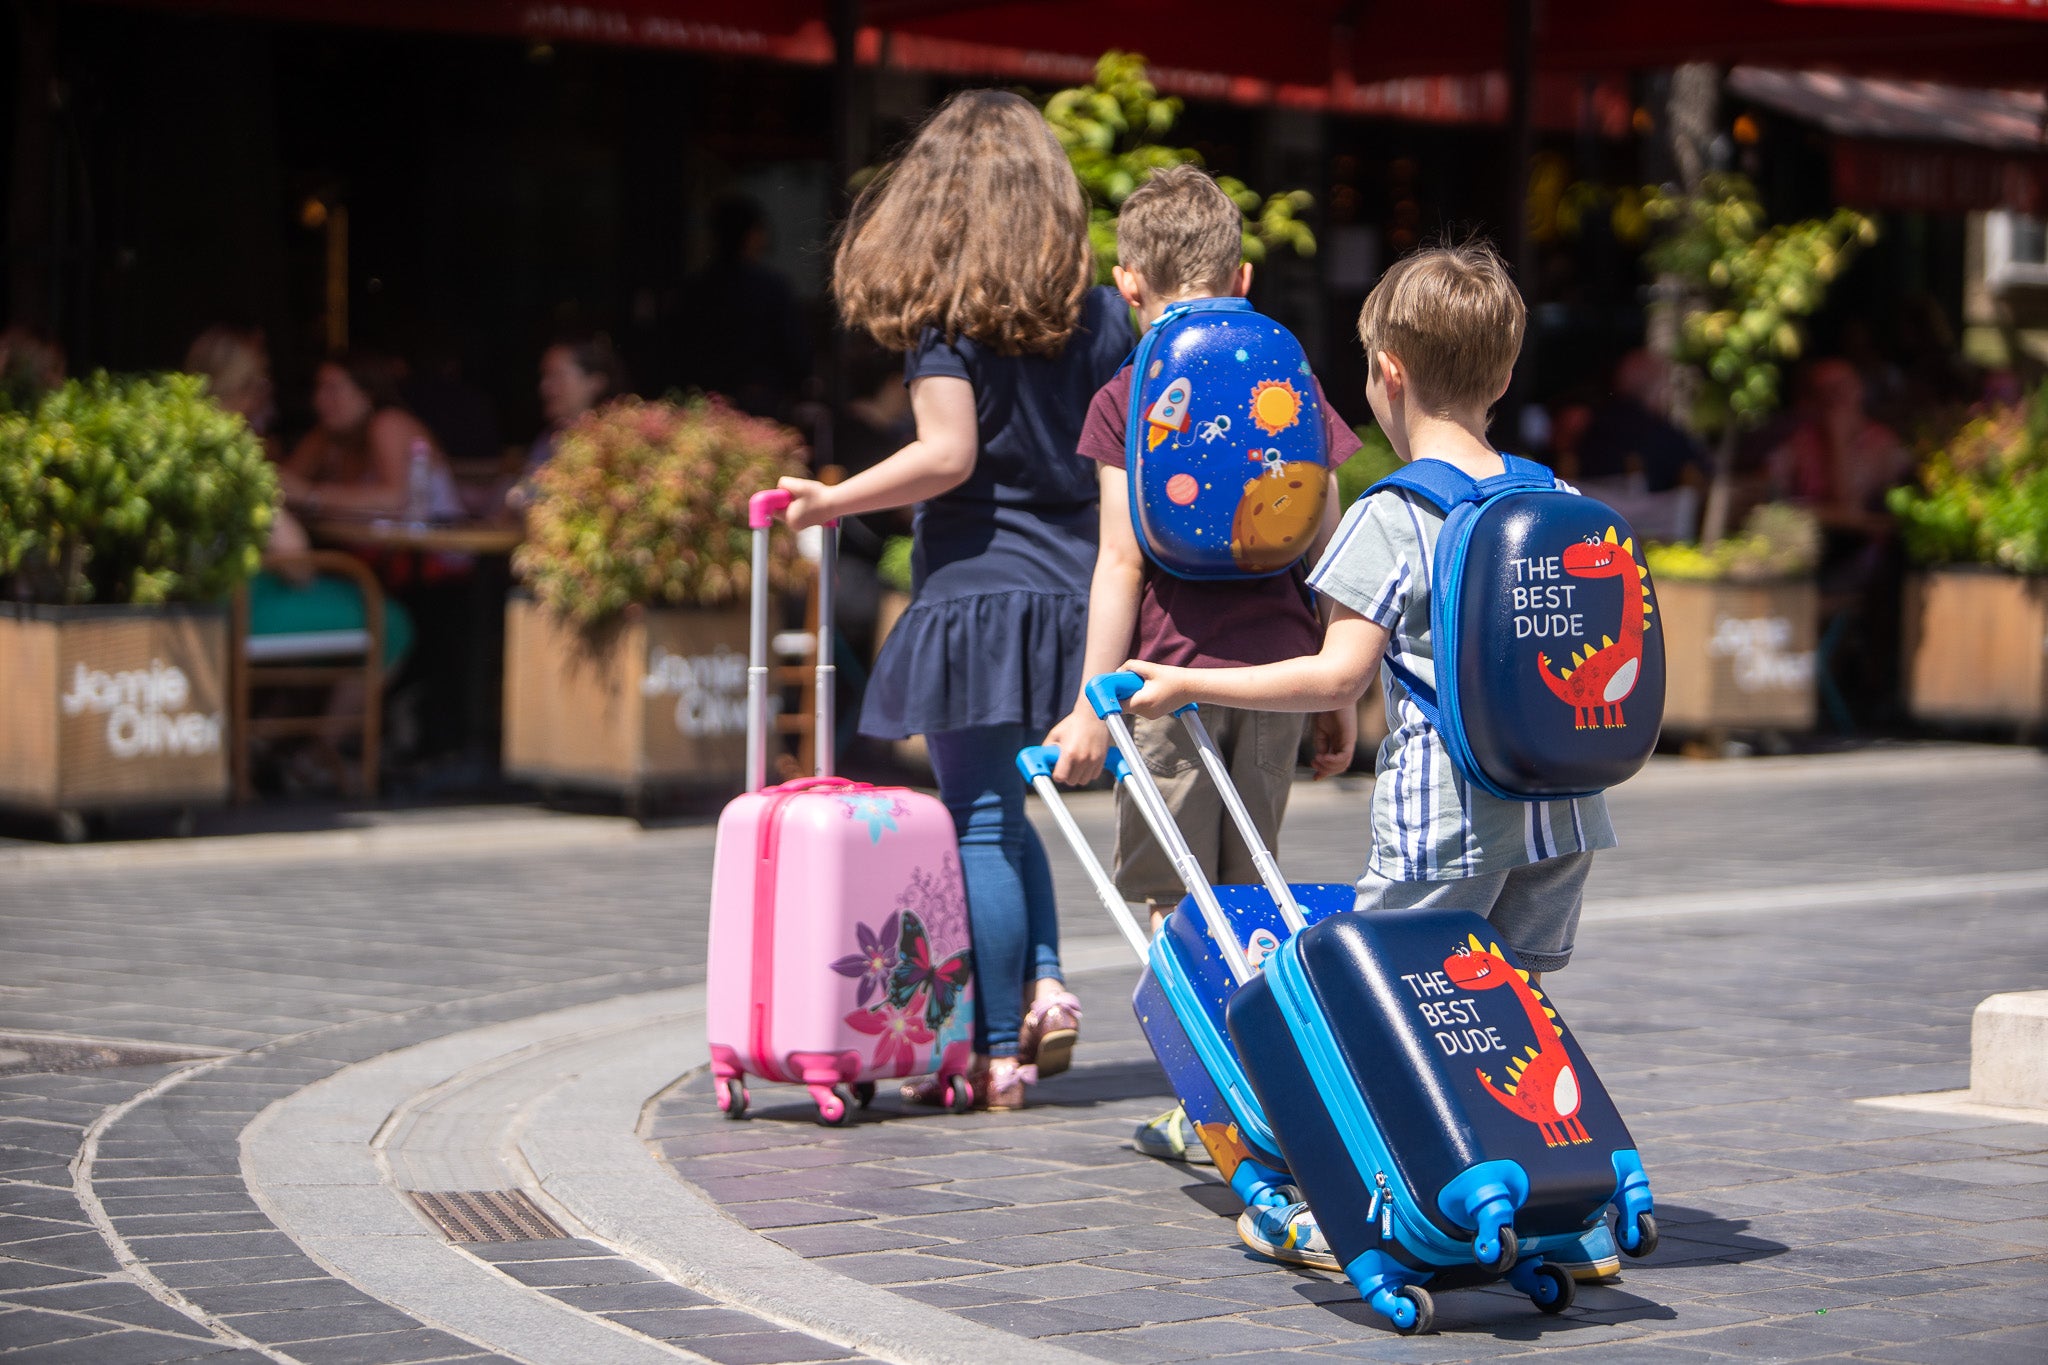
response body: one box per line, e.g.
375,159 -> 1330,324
845,997 -> 935,1076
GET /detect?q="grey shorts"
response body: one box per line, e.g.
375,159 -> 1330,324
1113,706 -> 1307,907
1354,851 -> 1594,973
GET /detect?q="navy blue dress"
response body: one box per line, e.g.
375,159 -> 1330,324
860,286 -> 1134,741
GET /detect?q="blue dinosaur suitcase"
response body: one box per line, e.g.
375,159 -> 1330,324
1226,909 -> 1659,1333
1365,455 -> 1665,800
1020,680 -> 1336,1214
1125,297 -> 1329,580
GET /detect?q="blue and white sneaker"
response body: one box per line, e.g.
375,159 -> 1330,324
1548,1219 -> 1622,1282
1236,1199 -> 1339,1271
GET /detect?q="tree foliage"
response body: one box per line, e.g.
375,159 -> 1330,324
1887,382 -> 2048,574
1643,173 -> 1875,436
1041,52 -> 1315,283
0,372 -> 276,606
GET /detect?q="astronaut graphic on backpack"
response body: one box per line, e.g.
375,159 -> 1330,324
1125,299 -> 1330,580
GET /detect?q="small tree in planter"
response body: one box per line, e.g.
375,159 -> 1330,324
0,373 -> 276,827
1887,384 -> 2048,730
1642,174 -> 1874,544
1644,504 -> 1823,734
505,395 -> 809,797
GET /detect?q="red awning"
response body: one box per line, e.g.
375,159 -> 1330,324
112,0 -> 2048,93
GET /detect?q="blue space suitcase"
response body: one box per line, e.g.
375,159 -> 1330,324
1227,908 -> 1660,1333
1018,681 -> 1341,1215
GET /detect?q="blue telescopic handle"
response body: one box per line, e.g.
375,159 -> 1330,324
1085,671 -> 1199,720
1015,744 -> 1131,784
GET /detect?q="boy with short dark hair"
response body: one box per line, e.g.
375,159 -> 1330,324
1122,240 -> 1622,1282
1043,164 -> 1359,1200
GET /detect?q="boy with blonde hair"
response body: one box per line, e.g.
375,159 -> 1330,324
1045,163 -> 1359,1220
1122,240 -> 1623,1282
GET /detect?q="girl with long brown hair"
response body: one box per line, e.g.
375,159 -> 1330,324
779,90 -> 1130,1110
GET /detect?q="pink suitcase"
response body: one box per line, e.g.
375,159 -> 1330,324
705,490 -> 977,1124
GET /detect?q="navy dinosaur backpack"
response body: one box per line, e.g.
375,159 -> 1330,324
1367,456 -> 1665,801
1125,297 -> 1329,579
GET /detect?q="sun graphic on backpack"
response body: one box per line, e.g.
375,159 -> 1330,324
1248,378 -> 1303,436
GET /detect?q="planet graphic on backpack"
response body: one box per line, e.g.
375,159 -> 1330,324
1230,460 -> 1327,572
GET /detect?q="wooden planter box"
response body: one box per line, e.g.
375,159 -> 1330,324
502,596 -> 750,796
1904,568 -> 2048,728
1657,578 -> 1818,732
0,603 -> 230,819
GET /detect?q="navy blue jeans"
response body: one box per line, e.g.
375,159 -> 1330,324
926,724 -> 1063,1056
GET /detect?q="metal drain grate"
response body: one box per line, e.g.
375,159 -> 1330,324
408,1189 -> 567,1243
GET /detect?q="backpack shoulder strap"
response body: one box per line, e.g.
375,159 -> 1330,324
1365,459 -> 1484,514
1500,453 -> 1555,484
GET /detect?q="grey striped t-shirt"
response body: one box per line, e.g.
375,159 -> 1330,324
1307,486 -> 1616,883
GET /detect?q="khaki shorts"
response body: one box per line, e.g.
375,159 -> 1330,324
1112,706 -> 1306,907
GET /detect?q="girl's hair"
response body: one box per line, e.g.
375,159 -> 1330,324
549,331 -> 627,398
834,90 -> 1090,358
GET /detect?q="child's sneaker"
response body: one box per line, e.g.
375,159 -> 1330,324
1236,1200 -> 1339,1271
1131,1105 -> 1212,1163
1548,1220 -> 1622,1282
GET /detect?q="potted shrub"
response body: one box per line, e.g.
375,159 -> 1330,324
0,373 -> 276,833
1888,384 -> 2048,731
505,394 -> 808,798
1645,504 -> 1823,733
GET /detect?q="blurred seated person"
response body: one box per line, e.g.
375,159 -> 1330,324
277,351 -> 461,522
1765,358 -> 1911,544
187,325 -> 414,666
1576,350 -> 1703,492
187,327 -> 415,792
528,332 -> 626,473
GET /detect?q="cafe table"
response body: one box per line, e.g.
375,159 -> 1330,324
309,517 -> 524,770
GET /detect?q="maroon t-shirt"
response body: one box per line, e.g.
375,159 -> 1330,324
1079,366 -> 1364,669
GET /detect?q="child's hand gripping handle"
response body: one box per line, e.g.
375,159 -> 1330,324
1083,673 -> 1256,985
1017,745 -> 1149,961
745,489 -> 838,790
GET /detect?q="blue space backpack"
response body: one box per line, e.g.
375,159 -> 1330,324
1124,298 -> 1329,579
1367,456 -> 1666,801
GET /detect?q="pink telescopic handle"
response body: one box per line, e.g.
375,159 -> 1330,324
748,489 -> 792,529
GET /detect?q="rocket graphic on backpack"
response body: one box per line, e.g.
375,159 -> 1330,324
1366,455 -> 1666,800
1125,297 -> 1330,580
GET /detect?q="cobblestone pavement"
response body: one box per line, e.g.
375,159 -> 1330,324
0,747 -> 2044,1363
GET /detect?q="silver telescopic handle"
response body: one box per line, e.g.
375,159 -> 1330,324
1025,771 -> 1152,961
1100,710 -> 1255,985
814,523 -> 837,778
746,510 -> 774,794
1177,708 -> 1307,933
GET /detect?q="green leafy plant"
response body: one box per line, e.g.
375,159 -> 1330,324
1645,503 -> 1822,584
1643,174 -> 1874,543
1042,52 -> 1315,282
1644,174 -> 1874,438
1886,383 -> 2048,574
515,395 -> 810,629
1335,424 -> 1402,506
0,372 -> 276,606
877,535 -> 914,594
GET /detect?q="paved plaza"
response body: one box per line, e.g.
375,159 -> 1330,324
0,746 -> 2044,1363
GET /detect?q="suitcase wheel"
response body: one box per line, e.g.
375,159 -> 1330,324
852,1081 -> 877,1110
1379,1285 -> 1433,1335
1526,1261 -> 1574,1314
1622,1211 -> 1659,1258
945,1075 -> 974,1113
718,1078 -> 749,1120
811,1085 -> 850,1126
1476,1226 -> 1518,1276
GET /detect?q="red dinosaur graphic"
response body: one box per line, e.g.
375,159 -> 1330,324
1443,933 -> 1591,1147
1536,527 -> 1654,729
